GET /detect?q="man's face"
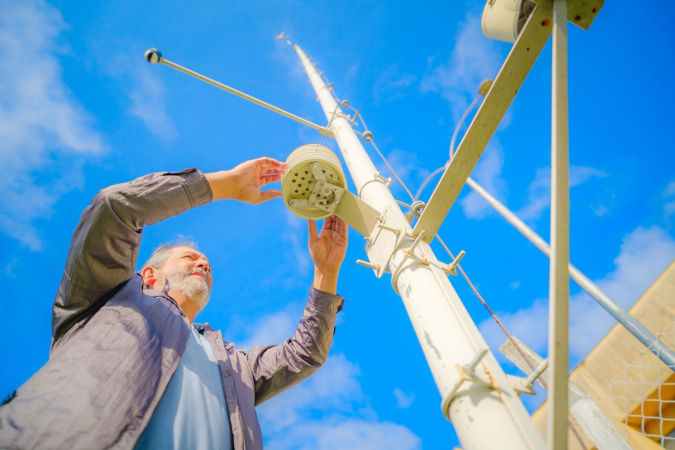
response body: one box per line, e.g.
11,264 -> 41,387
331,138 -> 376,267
156,246 -> 213,309
159,246 -> 213,289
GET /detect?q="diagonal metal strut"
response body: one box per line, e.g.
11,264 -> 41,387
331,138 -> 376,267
413,1 -> 553,243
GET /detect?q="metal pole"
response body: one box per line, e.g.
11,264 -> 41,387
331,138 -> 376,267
294,44 -> 546,450
549,1 -> 569,448
144,49 -> 335,139
465,177 -> 675,368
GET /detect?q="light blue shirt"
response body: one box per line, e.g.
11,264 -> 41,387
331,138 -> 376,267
136,325 -> 233,449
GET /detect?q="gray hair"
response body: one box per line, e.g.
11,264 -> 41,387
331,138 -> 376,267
141,237 -> 200,288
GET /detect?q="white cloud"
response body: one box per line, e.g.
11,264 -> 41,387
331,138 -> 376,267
393,388 -> 416,409
479,225 -> 675,362
106,52 -> 176,140
420,14 -> 503,122
242,313 -> 420,449
258,353 -> 421,450
419,15 -> 511,219
517,165 -> 608,222
592,202 -> 609,217
240,309 -> 300,351
265,418 -> 421,450
372,65 -> 416,104
460,142 -> 507,219
0,0 -> 104,250
663,181 -> 675,220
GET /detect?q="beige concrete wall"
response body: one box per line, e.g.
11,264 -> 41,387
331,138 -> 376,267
531,259 -> 675,449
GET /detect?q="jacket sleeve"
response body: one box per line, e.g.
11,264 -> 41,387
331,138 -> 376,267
248,287 -> 344,405
51,168 -> 213,346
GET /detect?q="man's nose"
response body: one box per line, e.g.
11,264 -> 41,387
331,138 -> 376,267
195,258 -> 211,273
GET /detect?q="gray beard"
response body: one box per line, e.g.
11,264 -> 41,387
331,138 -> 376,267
165,269 -> 211,310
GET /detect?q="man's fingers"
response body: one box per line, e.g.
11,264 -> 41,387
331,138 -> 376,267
257,157 -> 289,170
308,219 -> 318,243
260,165 -> 287,175
259,189 -> 282,203
334,216 -> 348,242
261,174 -> 283,185
322,215 -> 334,232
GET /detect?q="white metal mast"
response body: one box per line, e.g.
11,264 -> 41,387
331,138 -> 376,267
293,44 -> 546,449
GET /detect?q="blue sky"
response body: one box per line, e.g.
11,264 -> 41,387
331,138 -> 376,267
1,0 -> 674,448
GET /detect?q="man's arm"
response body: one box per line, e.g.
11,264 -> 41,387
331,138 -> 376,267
52,158 -> 288,346
52,169 -> 213,345
248,215 -> 349,404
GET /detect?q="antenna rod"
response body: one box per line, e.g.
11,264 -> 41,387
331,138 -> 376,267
466,176 -> 675,368
144,48 -> 335,139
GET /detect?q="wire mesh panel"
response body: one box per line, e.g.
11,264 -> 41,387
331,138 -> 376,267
597,321 -> 675,449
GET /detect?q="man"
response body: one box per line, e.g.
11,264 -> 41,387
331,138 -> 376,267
0,157 -> 348,449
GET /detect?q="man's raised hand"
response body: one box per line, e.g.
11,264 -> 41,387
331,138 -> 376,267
205,157 -> 288,204
308,215 -> 348,294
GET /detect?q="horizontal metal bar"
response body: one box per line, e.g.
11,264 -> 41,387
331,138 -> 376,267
156,55 -> 335,139
412,1 -> 553,243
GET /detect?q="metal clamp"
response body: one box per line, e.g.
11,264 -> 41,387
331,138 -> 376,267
444,251 -> 466,276
358,172 -> 393,198
395,199 -> 426,219
440,348 -> 492,420
522,358 -> 548,391
356,259 -> 391,275
350,109 -> 360,126
326,103 -> 356,131
507,358 -> 548,396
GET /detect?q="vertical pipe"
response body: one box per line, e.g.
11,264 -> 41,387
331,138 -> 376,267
293,44 -> 546,450
549,1 -> 569,448
465,177 -> 675,368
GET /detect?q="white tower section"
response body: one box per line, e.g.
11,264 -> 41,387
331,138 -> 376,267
294,44 -> 546,450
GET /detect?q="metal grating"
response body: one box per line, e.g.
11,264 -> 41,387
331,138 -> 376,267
597,320 -> 675,448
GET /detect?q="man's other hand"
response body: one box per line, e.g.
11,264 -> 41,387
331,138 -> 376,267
308,215 -> 348,294
205,157 -> 288,204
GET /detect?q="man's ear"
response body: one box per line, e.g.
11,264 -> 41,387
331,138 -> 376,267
141,266 -> 158,288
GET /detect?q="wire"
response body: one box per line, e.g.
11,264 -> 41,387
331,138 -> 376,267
367,139 -> 415,202
435,235 -> 539,372
449,95 -> 482,160
414,165 -> 445,201
435,233 -> 588,449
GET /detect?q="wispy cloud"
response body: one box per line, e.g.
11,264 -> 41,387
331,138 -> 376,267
239,308 -> 300,351
420,14 -> 509,218
460,141 -> 508,219
106,52 -> 176,141
420,14 -> 503,122
259,353 -> 421,450
241,312 -> 420,449
0,0 -> 104,250
393,388 -> 416,409
517,165 -> 608,222
479,225 -> 675,362
372,65 -> 416,104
